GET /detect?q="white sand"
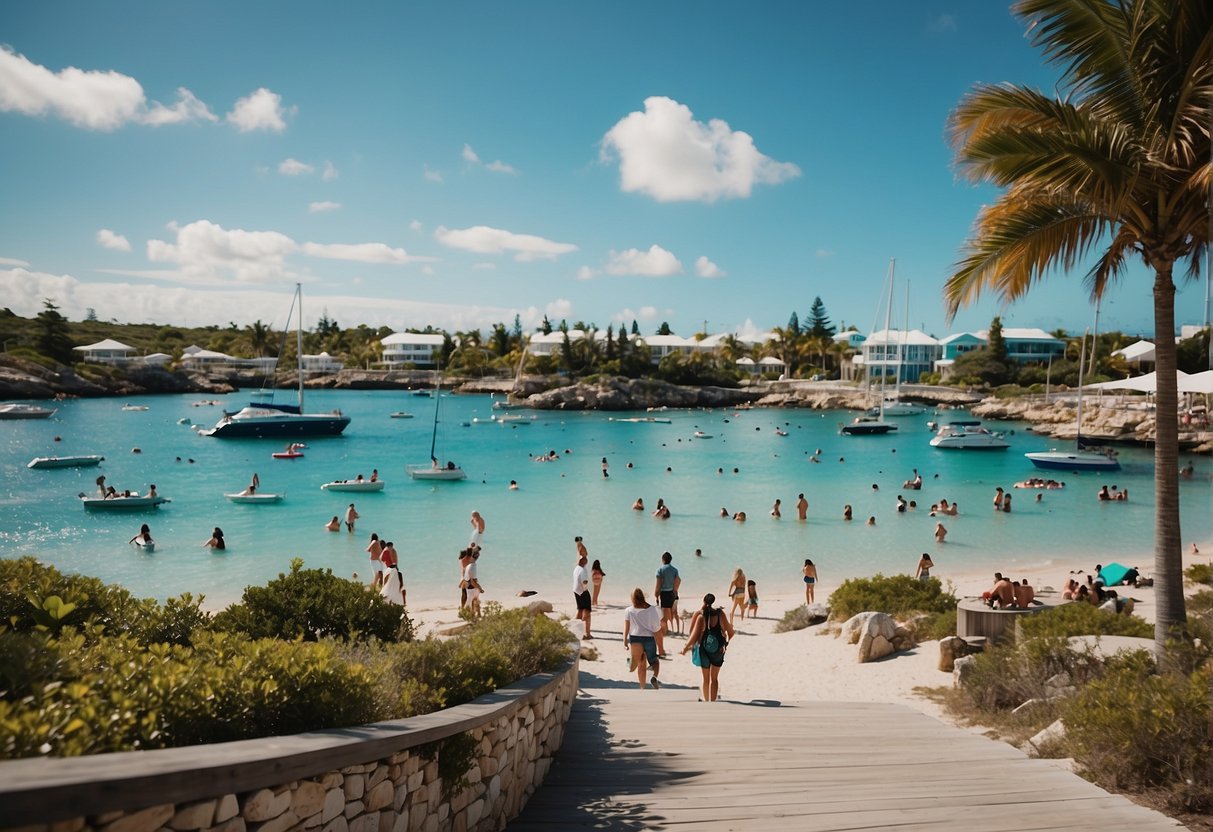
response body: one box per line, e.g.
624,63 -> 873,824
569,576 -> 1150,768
400,543 -> 1213,721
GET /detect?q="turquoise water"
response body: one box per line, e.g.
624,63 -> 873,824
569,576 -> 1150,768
2,390 -> 1210,608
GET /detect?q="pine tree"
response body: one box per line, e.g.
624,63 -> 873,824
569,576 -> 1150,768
631,320 -> 639,336
787,311 -> 800,336
657,321 -> 673,335
35,299 -> 73,363
807,297 -> 836,337
540,315 -> 552,335
987,316 -> 1008,363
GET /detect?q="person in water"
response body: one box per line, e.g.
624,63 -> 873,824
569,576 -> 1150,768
129,523 -> 153,546
203,527 -> 225,550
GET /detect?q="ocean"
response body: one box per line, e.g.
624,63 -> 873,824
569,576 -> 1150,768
2,390 -> 1209,609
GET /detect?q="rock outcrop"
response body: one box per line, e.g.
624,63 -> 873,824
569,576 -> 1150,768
522,377 -> 761,411
0,356 -> 233,399
841,611 -> 918,663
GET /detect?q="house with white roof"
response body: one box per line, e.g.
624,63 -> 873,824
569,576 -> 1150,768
380,332 -> 445,368
860,329 -> 941,383
301,351 -> 343,373
973,327 -> 1065,363
73,339 -> 136,364
1112,340 -> 1155,371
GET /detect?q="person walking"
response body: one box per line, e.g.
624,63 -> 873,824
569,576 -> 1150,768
344,503 -> 360,533
681,593 -> 734,702
623,588 -> 664,690
802,558 -> 817,604
367,532 -> 384,588
573,553 -> 592,638
591,559 -> 606,606
462,549 -> 483,617
727,568 -> 747,623
653,551 -> 680,656
915,553 -> 934,581
601,456 -> 609,478
469,510 -> 485,549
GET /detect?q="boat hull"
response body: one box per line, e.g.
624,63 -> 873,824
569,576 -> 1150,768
841,420 -> 898,435
225,493 -> 285,503
1025,451 -> 1120,472
930,438 -> 1009,450
28,455 -> 105,469
407,465 -> 467,481
321,481 -> 385,492
81,496 -> 169,510
0,405 -> 57,419
203,413 -> 350,438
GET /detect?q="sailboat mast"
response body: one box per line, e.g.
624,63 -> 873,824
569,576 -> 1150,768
295,283 -> 304,412
429,370 -> 440,463
1075,329 -> 1088,445
898,276 -> 910,395
879,259 -> 896,419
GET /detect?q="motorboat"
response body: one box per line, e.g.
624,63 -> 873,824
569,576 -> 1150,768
929,421 -> 1009,450
874,397 -> 926,417
321,480 -> 385,492
121,404 -> 149,412
225,492 -> 285,503
390,412 -> 414,419
841,415 -> 898,436
496,414 -> 531,425
610,416 -> 672,424
28,455 -> 105,469
80,495 -> 170,510
0,403 -> 57,419
693,430 -> 714,439
201,284 -> 351,439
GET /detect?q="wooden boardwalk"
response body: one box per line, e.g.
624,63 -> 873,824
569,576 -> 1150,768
512,686 -> 1184,830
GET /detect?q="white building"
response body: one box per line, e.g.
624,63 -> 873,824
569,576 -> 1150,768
73,339 -> 136,364
380,332 -> 445,368
301,351 -> 343,373
861,329 -> 941,383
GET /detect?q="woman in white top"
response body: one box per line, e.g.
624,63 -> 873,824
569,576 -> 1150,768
462,551 -> 483,617
380,564 -> 405,606
622,587 -> 664,690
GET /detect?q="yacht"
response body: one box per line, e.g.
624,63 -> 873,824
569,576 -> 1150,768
929,421 -> 1009,450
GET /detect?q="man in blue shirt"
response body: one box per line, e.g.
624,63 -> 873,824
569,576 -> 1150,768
653,551 -> 680,656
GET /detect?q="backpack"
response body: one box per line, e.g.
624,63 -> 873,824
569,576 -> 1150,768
701,608 -> 726,654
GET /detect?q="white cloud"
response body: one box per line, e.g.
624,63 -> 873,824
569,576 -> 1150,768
462,144 -> 481,164
485,160 -> 517,175
409,219 -> 423,232
472,262 -> 497,270
601,96 -> 800,202
603,245 -> 682,277
227,88 -> 289,133
0,266 -> 538,332
308,201 -> 342,214
434,225 -> 577,262
615,306 -> 659,323
279,158 -> 314,176
322,161 -> 339,181
0,47 -> 216,130
301,242 -> 420,264
545,298 -> 573,319
96,229 -> 131,252
694,256 -> 725,278
424,166 -> 443,183
147,219 -> 297,284
576,265 -> 597,281
0,256 -> 30,267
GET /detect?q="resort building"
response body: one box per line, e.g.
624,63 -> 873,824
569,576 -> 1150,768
301,351 -> 343,373
379,332 -> 445,368
974,327 -> 1065,363
858,329 -> 941,383
73,339 -> 136,364
1112,340 -> 1156,372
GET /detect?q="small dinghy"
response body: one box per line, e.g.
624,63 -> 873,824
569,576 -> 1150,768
121,404 -> 149,412
693,431 -> 713,439
321,480 -> 385,493
28,455 -> 105,469
390,412 -> 414,419
80,495 -> 169,510
225,492 -> 285,504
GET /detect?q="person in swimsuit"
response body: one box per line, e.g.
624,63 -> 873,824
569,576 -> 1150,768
367,532 -> 384,588
203,527 -> 225,550
746,580 -> 759,617
934,522 -> 947,543
129,523 -> 153,546
915,553 -> 934,581
590,559 -> 605,606
802,558 -> 818,604
796,493 -> 808,520
681,593 -> 735,702
727,568 -> 747,623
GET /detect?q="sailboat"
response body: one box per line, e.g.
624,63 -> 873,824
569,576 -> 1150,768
1025,329 -> 1120,472
879,278 -> 926,416
202,284 -> 351,438
843,260 -> 899,435
407,371 -> 466,481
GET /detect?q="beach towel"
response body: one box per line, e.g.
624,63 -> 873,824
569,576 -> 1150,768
1099,563 -> 1132,586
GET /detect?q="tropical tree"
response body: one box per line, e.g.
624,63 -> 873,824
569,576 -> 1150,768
807,298 -> 837,338
34,300 -> 73,363
945,0 -> 1211,654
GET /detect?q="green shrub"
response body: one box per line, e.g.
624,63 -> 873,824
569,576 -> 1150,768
960,636 -> 1101,711
1064,661 -> 1212,810
912,609 -> 957,641
1185,563 -> 1212,586
214,559 -> 412,643
828,574 -> 956,621
1017,601 -> 1153,640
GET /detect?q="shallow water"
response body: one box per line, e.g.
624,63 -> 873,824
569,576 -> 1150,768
1,390 -> 1209,608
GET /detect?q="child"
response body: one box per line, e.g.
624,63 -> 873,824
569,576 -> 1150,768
746,579 -> 759,617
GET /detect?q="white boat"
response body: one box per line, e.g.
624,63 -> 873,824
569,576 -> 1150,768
28,455 -> 105,469
844,260 -> 900,436
408,371 -> 466,481
201,284 -> 351,439
0,403 -> 58,419
610,416 -> 673,424
390,412 -> 414,419
81,495 -> 169,510
225,492 -> 285,503
321,480 -> 385,492
878,397 -> 927,417
121,404 -> 149,412
693,430 -> 714,439
1026,328 -> 1121,472
930,420 -> 1010,450
496,414 -> 531,425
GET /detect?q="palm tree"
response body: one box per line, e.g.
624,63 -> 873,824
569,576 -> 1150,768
945,0 -> 1210,655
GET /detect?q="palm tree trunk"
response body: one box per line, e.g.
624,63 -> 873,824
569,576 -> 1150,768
1152,265 -> 1185,658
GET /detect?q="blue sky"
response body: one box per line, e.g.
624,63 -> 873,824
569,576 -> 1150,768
0,1 -> 1205,340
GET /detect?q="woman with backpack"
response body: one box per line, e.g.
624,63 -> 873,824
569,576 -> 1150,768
681,593 -> 735,702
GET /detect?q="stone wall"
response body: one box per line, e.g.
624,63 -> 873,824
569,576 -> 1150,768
0,656 -> 577,832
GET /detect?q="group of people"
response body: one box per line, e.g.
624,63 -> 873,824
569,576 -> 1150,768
1097,484 -> 1130,502
97,475 -> 155,501
366,533 -> 404,605
991,487 -> 1013,512
981,572 -> 1037,608
1060,563 -> 1141,614
325,503 -> 361,532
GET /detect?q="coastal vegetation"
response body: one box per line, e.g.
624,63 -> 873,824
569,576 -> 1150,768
944,0 -> 1211,655
0,558 -> 573,759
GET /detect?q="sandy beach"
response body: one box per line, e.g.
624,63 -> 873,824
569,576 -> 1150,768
401,540 -> 1211,725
